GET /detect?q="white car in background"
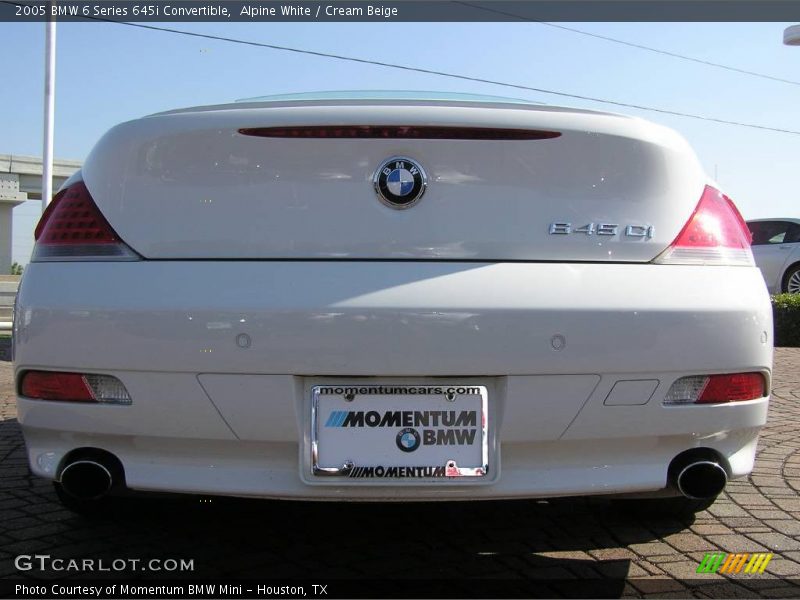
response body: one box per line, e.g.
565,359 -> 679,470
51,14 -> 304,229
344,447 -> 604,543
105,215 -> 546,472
746,218 -> 800,294
14,92 -> 772,515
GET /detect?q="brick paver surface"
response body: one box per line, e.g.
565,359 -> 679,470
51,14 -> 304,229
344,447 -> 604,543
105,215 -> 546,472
1,349 -> 799,597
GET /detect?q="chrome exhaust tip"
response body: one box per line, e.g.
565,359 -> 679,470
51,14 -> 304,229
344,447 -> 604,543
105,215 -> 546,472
675,460 -> 727,500
59,460 -> 114,501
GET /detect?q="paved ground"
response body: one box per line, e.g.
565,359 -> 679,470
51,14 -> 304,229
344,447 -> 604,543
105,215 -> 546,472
1,349 -> 799,597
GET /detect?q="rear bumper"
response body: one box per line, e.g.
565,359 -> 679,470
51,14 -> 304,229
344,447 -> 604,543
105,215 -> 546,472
14,261 -> 773,500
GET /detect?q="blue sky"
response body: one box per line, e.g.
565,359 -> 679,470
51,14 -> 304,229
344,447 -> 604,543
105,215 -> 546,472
2,20 -> 799,264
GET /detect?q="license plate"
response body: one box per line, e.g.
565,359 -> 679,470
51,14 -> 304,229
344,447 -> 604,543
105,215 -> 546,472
311,384 -> 489,480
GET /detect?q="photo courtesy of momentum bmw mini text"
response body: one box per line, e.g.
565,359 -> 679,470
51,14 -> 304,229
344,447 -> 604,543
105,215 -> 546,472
1,1 -> 800,599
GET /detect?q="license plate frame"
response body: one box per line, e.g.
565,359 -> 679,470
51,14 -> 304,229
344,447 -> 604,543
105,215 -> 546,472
310,384 -> 489,480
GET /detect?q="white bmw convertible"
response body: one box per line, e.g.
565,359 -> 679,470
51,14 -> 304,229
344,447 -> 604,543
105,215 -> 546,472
14,92 -> 772,514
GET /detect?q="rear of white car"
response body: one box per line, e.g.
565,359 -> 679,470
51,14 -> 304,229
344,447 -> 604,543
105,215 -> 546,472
746,218 -> 800,294
14,95 -> 772,510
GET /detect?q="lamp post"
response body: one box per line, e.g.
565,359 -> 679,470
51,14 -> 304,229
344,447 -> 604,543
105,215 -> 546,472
42,2 -> 56,213
785,25 -> 800,46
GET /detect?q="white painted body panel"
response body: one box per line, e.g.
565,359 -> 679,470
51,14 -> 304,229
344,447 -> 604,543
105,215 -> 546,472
15,260 -> 772,499
15,262 -> 771,375
82,100 -> 706,261
747,218 -> 800,294
751,243 -> 800,293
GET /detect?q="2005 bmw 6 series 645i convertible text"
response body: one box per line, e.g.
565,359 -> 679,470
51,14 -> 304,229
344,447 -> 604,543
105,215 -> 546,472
14,92 -> 772,514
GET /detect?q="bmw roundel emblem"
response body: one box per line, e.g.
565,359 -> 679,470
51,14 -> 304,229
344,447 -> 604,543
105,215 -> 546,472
396,427 -> 421,453
373,156 -> 427,209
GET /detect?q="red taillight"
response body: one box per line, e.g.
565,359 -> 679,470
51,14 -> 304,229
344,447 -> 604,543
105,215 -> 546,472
21,371 -> 95,402
32,181 -> 138,261
696,373 -> 767,404
20,371 -> 132,404
238,126 -> 561,140
655,186 -> 754,266
664,372 -> 767,405
35,182 -> 117,244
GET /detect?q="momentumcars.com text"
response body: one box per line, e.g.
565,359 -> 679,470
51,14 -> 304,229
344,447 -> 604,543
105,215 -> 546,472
319,385 -> 482,396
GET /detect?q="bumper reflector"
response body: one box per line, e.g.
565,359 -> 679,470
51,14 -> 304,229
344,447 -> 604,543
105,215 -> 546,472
664,373 -> 766,405
21,371 -> 131,405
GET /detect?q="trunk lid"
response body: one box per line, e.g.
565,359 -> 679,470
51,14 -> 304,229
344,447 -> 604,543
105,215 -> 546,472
81,98 -> 707,262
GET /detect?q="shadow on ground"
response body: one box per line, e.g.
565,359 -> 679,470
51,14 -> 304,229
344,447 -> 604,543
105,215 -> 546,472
0,411 -> 703,598
1,447 -> 690,587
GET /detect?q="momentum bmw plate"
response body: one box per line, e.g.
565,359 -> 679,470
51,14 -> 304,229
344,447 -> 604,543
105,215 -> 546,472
311,385 -> 489,479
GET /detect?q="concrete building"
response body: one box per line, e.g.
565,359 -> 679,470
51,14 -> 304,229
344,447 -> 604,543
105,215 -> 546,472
0,154 -> 81,274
